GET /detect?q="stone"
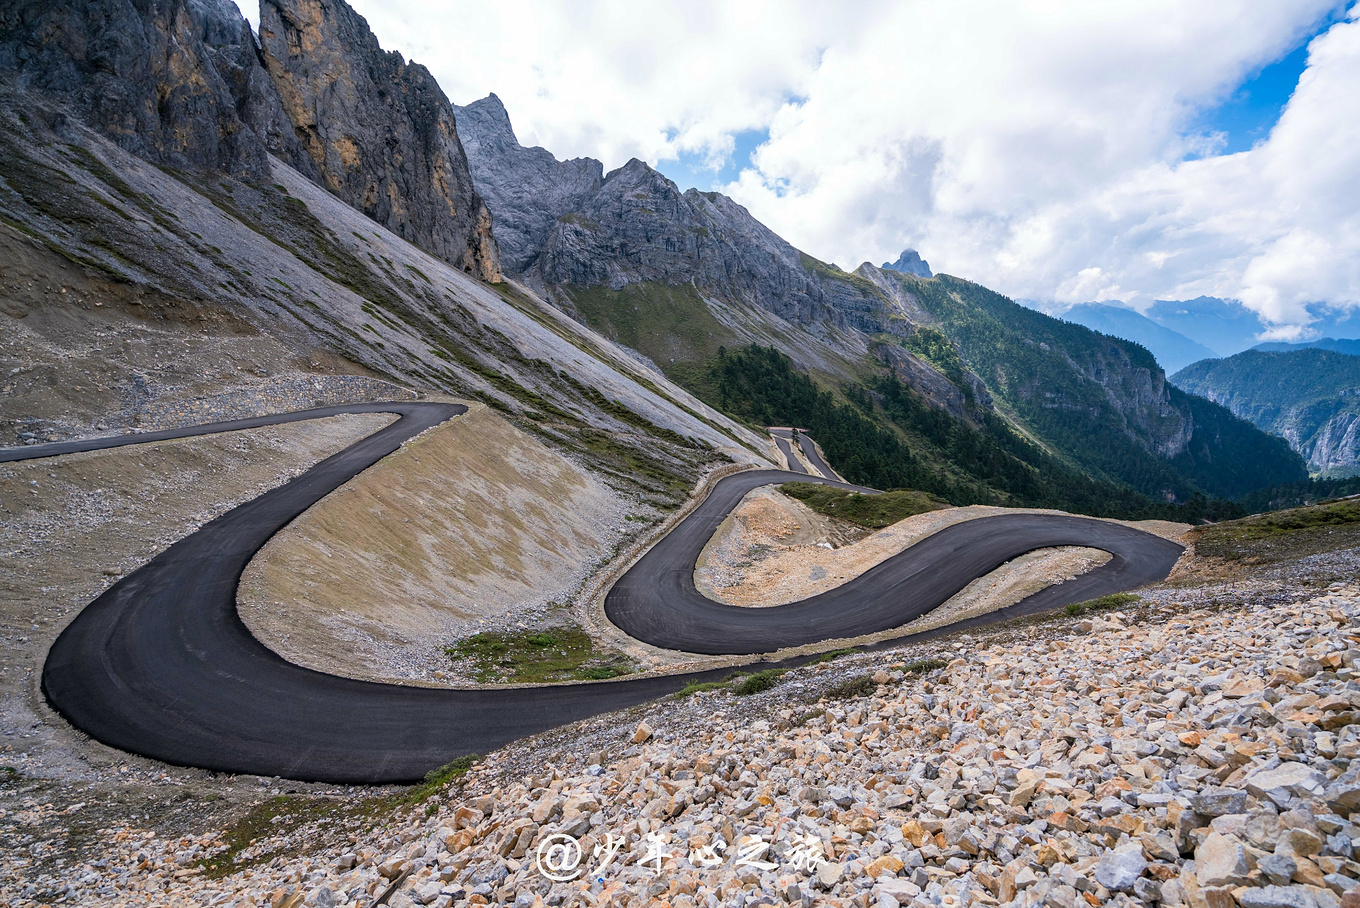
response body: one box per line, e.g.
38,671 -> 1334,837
1245,764 -> 1328,806
1237,885 -> 1321,908
1192,788 -> 1249,818
632,721 -> 653,744
816,861 -> 844,890
1197,833 -> 1252,887
1324,778 -> 1360,816
305,887 -> 336,908
866,855 -> 904,877
1095,846 -> 1148,892
1262,853 -> 1301,886
1284,828 -> 1326,858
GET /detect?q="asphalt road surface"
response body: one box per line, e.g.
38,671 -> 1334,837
794,431 -> 838,481
768,429 -> 808,474
12,403 -> 1182,782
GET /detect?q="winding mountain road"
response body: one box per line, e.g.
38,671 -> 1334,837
11,402 -> 1183,783
768,429 -> 809,475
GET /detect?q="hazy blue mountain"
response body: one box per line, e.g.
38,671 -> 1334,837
1145,297 -> 1265,357
1253,337 -> 1360,356
1173,349 -> 1360,476
1062,303 -> 1218,373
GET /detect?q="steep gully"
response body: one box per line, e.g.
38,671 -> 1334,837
9,403 -> 1183,783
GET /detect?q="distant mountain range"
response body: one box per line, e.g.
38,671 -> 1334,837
1050,299 -> 1360,373
1060,303 -> 1217,374
1253,338 -> 1360,356
0,0 -> 1314,511
1172,349 -> 1360,477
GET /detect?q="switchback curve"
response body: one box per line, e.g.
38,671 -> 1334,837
11,403 -> 1182,782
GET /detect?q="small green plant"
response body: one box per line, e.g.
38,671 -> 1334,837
1063,593 -> 1139,617
825,674 -> 877,701
902,657 -> 948,675
673,680 -> 729,699
577,666 -> 629,680
733,669 -> 787,696
446,626 -> 633,683
402,754 -> 479,805
811,648 -> 859,664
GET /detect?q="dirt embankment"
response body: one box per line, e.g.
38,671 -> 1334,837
239,404 -> 644,684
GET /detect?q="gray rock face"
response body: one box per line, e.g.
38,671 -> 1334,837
187,0 -> 322,182
0,0 -> 497,280
0,0 -> 271,178
537,159 -> 817,322
452,94 -> 601,273
257,0 -> 499,280
881,248 -> 932,278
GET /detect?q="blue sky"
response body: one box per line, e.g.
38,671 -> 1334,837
652,129 -> 770,194
1192,8 -> 1347,155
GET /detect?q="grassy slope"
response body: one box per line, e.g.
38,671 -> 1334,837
1192,496 -> 1360,564
779,482 -> 947,529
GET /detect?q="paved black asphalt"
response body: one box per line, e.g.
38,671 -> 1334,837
14,403 -> 1183,782
795,431 -> 838,480
768,430 -> 808,474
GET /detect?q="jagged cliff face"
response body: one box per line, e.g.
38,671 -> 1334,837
452,94 -> 602,273
257,0 -> 499,281
1174,350 -> 1360,475
0,0 -> 499,281
0,0 -> 271,179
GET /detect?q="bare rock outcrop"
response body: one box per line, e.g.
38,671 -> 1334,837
258,0 -> 500,280
0,0 -> 272,179
452,93 -> 602,274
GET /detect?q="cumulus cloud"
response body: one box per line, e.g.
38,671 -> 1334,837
236,0 -> 1357,328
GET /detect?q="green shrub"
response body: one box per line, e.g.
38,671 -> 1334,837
825,674 -> 877,700
733,669 -> 787,696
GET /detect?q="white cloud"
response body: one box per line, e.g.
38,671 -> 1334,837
236,0 -> 1358,328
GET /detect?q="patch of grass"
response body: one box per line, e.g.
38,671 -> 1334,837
1194,497 -> 1360,564
902,657 -> 948,674
825,674 -> 877,700
674,680 -> 730,699
780,482 -> 946,529
567,282 -> 737,397
400,754 -> 479,805
1063,593 -> 1140,616
732,669 -> 787,696
811,647 -> 859,664
446,625 -> 634,684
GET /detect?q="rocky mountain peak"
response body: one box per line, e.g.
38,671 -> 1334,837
0,0 -> 500,280
258,0 -> 500,280
452,94 -> 604,273
882,248 -> 932,278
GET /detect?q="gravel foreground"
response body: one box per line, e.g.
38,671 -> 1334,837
9,577 -> 1360,908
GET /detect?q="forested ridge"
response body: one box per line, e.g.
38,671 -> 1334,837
709,344 -> 1244,521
